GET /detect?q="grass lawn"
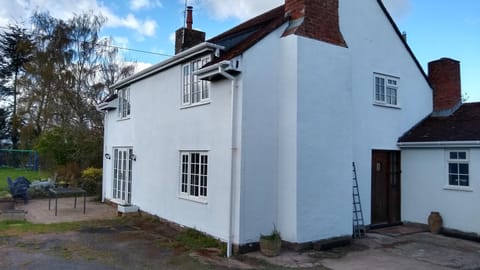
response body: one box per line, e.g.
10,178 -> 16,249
0,168 -> 50,196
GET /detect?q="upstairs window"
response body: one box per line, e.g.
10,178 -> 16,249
182,55 -> 211,106
374,74 -> 399,106
447,151 -> 469,187
118,87 -> 130,119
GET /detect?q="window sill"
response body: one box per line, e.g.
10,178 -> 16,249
373,102 -> 401,109
443,185 -> 473,192
178,195 -> 208,204
117,117 -> 131,122
180,100 -> 211,109
110,198 -> 130,206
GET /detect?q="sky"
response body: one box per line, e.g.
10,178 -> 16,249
1,0 -> 479,101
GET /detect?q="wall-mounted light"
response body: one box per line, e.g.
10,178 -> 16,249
104,153 -> 111,160
130,153 -> 137,161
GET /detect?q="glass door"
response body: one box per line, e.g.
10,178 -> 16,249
113,147 -> 133,205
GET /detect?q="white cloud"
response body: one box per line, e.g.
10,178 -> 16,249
169,32 -> 176,45
130,0 -> 162,11
131,61 -> 153,72
186,0 -> 282,21
107,13 -> 158,37
382,0 -> 412,20
113,36 -> 130,49
96,8 -> 158,37
186,0 -> 411,22
0,0 -> 158,37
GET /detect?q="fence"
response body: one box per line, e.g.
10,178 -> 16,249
0,149 -> 39,171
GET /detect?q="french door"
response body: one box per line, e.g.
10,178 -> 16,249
112,147 -> 133,205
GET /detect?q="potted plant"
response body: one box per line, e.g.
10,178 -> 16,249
259,226 -> 282,257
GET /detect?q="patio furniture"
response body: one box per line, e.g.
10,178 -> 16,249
7,177 -> 30,203
48,187 -> 87,216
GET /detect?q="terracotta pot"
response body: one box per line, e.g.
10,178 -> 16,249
259,237 -> 281,257
428,211 -> 443,234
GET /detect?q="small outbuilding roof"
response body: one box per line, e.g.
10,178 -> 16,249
398,102 -> 480,143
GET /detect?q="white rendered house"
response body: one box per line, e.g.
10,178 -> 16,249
98,0 -> 434,252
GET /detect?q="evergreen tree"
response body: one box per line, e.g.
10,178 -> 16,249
0,25 -> 34,149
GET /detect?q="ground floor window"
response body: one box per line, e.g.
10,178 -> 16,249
447,150 -> 469,187
180,151 -> 208,201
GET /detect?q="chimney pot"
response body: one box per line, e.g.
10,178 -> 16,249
186,6 -> 193,30
174,6 -> 205,54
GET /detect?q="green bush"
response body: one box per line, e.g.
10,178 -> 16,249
82,167 -> 102,181
78,167 -> 102,196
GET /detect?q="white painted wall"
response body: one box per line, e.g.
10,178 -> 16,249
277,35 -> 299,243
102,60 -> 234,242
340,0 -> 433,224
296,37 -> 353,242
402,148 -> 480,234
238,25 -> 286,244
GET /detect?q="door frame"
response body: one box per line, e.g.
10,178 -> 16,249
112,147 -> 133,205
371,149 -> 401,226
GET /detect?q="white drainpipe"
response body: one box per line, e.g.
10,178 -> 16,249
219,65 -> 237,258
102,110 -> 108,203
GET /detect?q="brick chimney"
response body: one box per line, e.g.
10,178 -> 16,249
428,58 -> 462,113
283,0 -> 346,47
175,6 -> 205,54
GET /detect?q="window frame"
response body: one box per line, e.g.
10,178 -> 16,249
179,151 -> 208,203
445,150 -> 472,191
181,55 -> 211,107
373,73 -> 400,108
118,87 -> 131,120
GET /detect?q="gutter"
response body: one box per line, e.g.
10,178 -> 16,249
112,42 -> 225,89
194,60 -> 239,81
398,141 -> 480,148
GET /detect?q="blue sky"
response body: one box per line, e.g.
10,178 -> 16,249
1,0 -> 479,101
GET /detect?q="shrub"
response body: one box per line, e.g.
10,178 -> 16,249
78,167 -> 102,196
82,167 -> 102,182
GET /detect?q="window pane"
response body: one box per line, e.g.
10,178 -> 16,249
449,175 -> 459,186
375,77 -> 385,102
459,175 -> 469,186
448,163 -> 458,174
459,164 -> 469,174
182,65 -> 191,104
387,87 -> 397,105
458,152 -> 467,159
450,152 -> 458,159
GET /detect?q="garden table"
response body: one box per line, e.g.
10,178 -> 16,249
48,187 -> 86,216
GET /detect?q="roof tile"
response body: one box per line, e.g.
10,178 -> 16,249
398,102 -> 480,142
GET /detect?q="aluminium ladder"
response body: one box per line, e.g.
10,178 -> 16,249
352,162 -> 366,238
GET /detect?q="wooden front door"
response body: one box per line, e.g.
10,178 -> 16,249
371,150 -> 401,225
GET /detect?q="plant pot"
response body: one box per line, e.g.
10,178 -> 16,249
259,237 -> 281,257
428,211 -> 443,234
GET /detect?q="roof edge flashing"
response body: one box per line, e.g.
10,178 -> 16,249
398,141 -> 480,148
